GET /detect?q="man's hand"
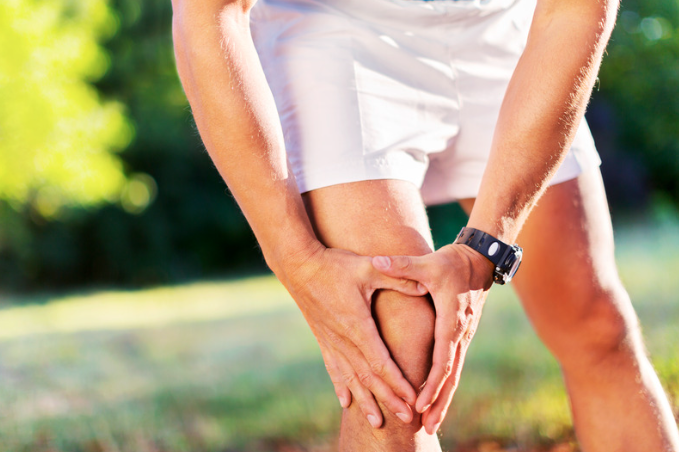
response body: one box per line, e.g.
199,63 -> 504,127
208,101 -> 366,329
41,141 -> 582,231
281,245 -> 428,428
372,244 -> 494,434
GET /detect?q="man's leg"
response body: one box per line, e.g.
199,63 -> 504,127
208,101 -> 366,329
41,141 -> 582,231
303,179 -> 442,452
463,169 -> 679,451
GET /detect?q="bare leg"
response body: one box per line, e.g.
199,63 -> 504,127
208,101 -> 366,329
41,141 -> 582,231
461,169 -> 679,452
303,179 -> 442,452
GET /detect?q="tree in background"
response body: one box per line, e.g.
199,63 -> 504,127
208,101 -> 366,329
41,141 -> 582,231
0,0 -> 144,290
0,0 -> 131,216
1,0 -> 678,293
0,0 -> 260,291
596,0 -> 679,211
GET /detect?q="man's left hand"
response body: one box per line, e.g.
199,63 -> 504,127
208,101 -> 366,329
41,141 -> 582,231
372,244 -> 494,434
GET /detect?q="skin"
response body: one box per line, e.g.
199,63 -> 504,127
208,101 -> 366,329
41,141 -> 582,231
510,170 -> 679,452
302,179 -> 441,450
372,0 -> 626,433
171,0 -> 679,450
172,0 -> 420,427
308,171 -> 679,451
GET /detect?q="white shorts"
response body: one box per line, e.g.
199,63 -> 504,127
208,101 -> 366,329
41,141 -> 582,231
250,0 -> 601,205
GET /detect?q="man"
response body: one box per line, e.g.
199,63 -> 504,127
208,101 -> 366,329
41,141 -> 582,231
171,0 -> 679,450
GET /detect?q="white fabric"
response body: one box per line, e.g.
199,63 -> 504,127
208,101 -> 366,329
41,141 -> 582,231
250,0 -> 601,205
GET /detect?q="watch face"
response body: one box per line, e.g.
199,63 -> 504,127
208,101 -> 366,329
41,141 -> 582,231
497,246 -> 522,284
508,258 -> 521,279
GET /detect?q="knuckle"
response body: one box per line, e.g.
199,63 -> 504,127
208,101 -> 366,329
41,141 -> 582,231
443,360 -> 454,378
395,256 -> 411,271
340,321 -> 359,342
369,359 -> 386,378
465,304 -> 475,317
465,326 -> 477,342
343,372 -> 357,386
357,372 -> 374,387
325,327 -> 344,347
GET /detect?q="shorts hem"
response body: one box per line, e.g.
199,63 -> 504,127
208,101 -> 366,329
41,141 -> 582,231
294,154 -> 428,194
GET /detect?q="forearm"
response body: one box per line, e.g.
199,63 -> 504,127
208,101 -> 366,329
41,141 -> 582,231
172,1 -> 321,277
467,0 -> 619,243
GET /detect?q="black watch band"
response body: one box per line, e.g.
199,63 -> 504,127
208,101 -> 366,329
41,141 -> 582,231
454,227 -> 509,267
454,227 -> 523,285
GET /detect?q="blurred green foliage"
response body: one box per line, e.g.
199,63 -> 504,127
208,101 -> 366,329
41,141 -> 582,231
1,0 -> 679,291
0,0 -> 260,291
597,0 -> 679,207
0,0 -> 130,213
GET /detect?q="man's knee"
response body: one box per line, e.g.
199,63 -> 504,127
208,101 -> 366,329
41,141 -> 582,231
549,284 -> 642,370
372,289 -> 436,391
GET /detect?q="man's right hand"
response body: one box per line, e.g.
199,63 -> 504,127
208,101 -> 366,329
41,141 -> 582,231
279,244 -> 427,428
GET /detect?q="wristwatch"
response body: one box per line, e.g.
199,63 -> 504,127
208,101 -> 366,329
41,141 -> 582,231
454,227 -> 523,285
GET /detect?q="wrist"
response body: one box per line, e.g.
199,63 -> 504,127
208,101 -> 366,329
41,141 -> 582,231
437,243 -> 494,289
265,236 -> 324,274
454,243 -> 495,285
264,235 -> 326,288
465,216 -> 519,245
453,227 -> 523,285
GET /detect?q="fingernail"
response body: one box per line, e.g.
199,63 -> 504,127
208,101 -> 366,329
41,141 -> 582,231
367,414 -> 380,428
395,412 -> 410,423
417,283 -> 426,293
373,256 -> 391,269
419,404 -> 431,413
433,422 -> 442,433
338,395 -> 349,408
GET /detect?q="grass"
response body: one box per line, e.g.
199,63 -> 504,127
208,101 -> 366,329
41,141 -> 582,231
0,220 -> 678,451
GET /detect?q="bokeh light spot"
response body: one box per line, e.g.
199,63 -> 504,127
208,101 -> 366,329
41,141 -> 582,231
121,173 -> 157,214
35,186 -> 64,219
641,17 -> 663,41
620,11 -> 640,34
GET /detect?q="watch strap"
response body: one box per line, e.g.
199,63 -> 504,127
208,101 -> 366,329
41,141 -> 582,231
454,227 -> 509,267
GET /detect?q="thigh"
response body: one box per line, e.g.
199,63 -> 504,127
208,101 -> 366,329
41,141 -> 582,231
303,179 -> 434,256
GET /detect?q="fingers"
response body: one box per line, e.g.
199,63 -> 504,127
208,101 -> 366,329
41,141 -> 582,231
334,351 -> 384,428
358,256 -> 428,297
319,344 -> 351,408
339,341 -> 415,424
323,316 -> 416,426
372,255 -> 429,283
415,313 -> 466,413
422,342 -> 467,435
370,270 -> 428,297
350,316 -> 418,406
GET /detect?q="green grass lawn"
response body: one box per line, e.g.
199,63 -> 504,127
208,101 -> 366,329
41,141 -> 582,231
0,221 -> 678,452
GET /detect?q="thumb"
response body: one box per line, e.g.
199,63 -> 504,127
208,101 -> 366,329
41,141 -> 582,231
372,255 -> 428,285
